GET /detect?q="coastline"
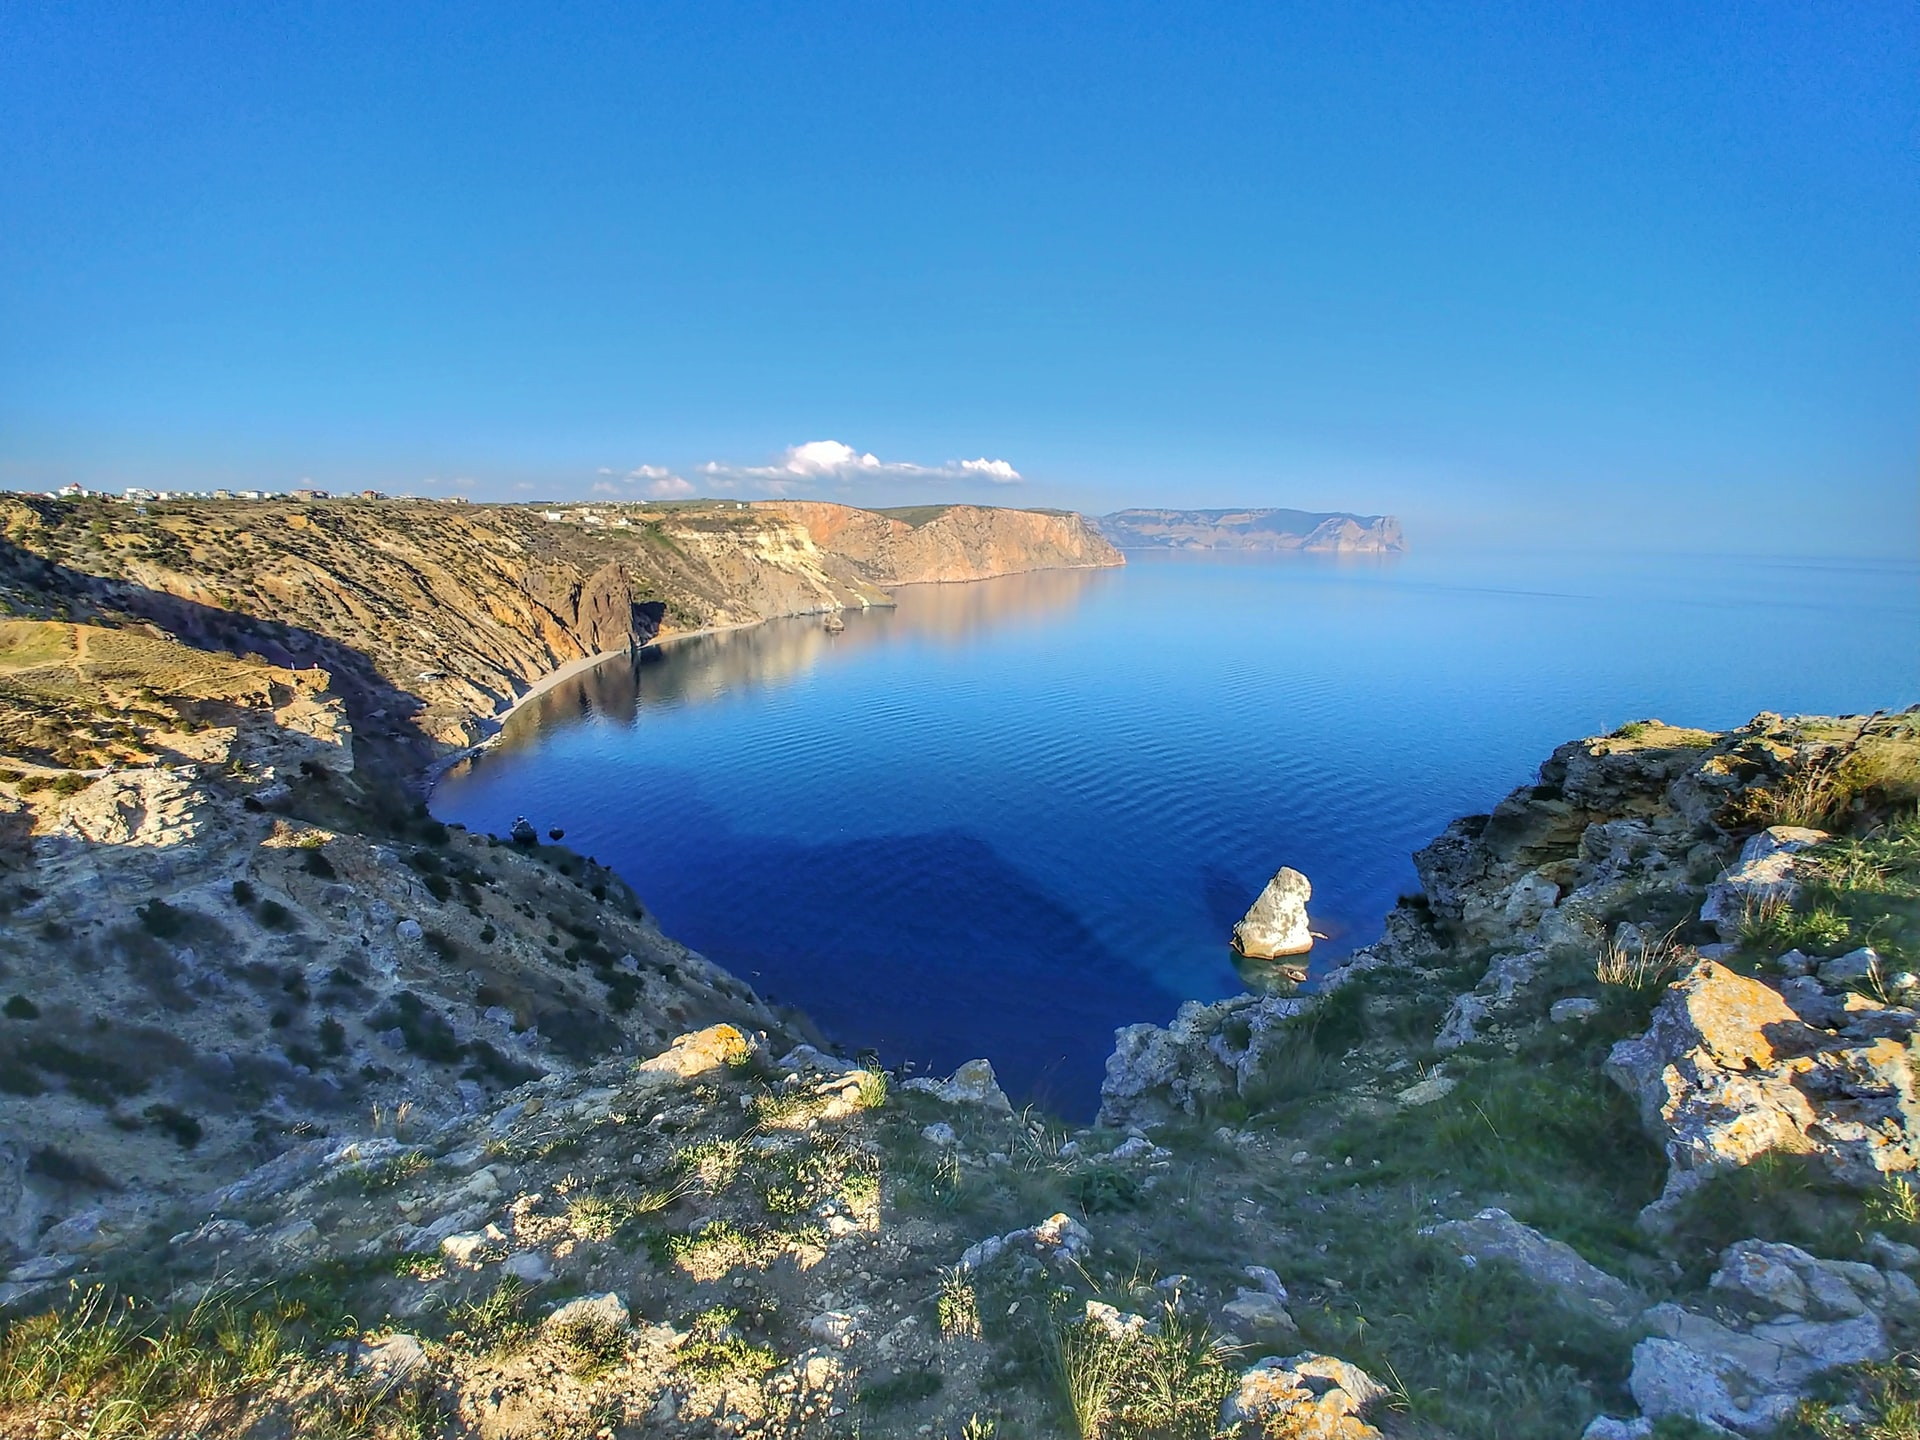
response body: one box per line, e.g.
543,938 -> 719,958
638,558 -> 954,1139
421,615 -> 801,786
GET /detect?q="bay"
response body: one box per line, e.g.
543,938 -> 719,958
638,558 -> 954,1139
431,545 -> 1920,1117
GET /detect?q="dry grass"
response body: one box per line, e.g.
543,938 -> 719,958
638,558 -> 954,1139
1594,924 -> 1685,992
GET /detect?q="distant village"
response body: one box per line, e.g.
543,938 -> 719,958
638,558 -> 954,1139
20,484 -> 753,530
29,483 -> 467,505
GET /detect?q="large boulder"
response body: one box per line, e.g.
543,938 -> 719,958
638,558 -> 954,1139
902,1059 -> 1013,1114
1632,1295 -> 1888,1433
632,1025 -> 753,1089
1232,867 -> 1315,959
1606,962 -> 1920,1220
1420,1208 -> 1640,1328
1098,993 -> 1308,1129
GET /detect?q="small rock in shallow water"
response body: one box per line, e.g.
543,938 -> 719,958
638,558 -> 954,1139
1231,866 -> 1314,959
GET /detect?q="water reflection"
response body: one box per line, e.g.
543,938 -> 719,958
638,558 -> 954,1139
886,565 -> 1116,645
453,565 -> 1111,767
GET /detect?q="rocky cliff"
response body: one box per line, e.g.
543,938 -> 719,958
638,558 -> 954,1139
1097,507 -> 1406,553
0,496 -> 1113,770
754,501 -> 1123,584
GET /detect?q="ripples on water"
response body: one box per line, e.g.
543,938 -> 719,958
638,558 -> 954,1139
432,547 -> 1920,1116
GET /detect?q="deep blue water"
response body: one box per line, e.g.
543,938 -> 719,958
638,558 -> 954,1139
431,547 -> 1920,1117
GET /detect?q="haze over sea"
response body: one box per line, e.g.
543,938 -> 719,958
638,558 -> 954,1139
432,544 -> 1919,1117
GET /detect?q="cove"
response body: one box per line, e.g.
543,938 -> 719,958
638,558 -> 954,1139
430,545 -> 1920,1118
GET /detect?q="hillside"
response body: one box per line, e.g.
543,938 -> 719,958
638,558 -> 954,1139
0,496 -> 1119,774
1097,508 -> 1406,553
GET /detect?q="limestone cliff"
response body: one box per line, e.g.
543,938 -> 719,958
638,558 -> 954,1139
753,500 -> 1123,584
0,496 -> 1111,770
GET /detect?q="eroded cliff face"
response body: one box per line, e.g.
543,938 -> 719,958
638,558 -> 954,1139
752,500 -> 1123,584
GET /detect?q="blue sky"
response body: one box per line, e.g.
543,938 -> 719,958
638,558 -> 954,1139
2,2 -> 1914,551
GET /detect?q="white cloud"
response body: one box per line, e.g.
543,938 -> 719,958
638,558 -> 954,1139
645,474 -> 696,499
780,441 -> 884,477
698,439 -> 1024,492
959,457 -> 1022,483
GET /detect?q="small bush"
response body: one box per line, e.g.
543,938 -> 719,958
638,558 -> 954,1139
255,899 -> 296,931
4,995 -> 39,1021
1070,1164 -> 1143,1215
230,880 -> 255,907
301,849 -> 336,879
937,1268 -> 980,1340
446,1277 -> 533,1357
367,991 -> 464,1065
27,1146 -> 116,1189
143,1103 -> 204,1149
317,1016 -> 347,1057
135,900 -> 188,939
674,1306 -> 780,1383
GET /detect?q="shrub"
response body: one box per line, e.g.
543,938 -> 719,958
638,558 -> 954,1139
445,1277 -> 533,1357
135,900 -> 188,940
4,995 -> 39,1021
230,880 -> 255,906
674,1306 -> 780,1383
143,1104 -> 204,1149
1048,1317 -> 1130,1439
937,1268 -> 980,1340
1069,1164 -> 1142,1215
317,1016 -> 347,1057
26,1147 -> 116,1189
255,899 -> 296,931
367,990 -> 465,1064
301,849 -> 336,879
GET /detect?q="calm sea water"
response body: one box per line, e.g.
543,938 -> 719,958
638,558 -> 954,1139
431,547 -> 1919,1117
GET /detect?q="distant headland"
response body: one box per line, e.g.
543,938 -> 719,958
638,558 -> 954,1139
1097,507 -> 1406,553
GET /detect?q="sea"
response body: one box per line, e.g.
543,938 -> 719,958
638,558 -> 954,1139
430,545 -> 1920,1117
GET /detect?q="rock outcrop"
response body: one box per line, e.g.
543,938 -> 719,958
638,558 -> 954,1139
1625,1238 -> 1914,1432
1098,992 -> 1308,1129
1606,961 -> 1920,1221
1220,1352 -> 1389,1438
1231,866 -> 1315,960
1420,1208 -> 1642,1329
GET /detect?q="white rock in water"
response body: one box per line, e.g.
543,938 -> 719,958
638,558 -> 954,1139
1232,867 -> 1314,959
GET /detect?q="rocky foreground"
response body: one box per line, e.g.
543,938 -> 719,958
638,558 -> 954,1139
1,498 -> 1917,1439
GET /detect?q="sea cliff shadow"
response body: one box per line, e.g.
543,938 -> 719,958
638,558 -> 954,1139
0,536 -> 441,795
494,771 -> 1184,1120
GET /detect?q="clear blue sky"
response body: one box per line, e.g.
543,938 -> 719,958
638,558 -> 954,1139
3,2 -> 1914,551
